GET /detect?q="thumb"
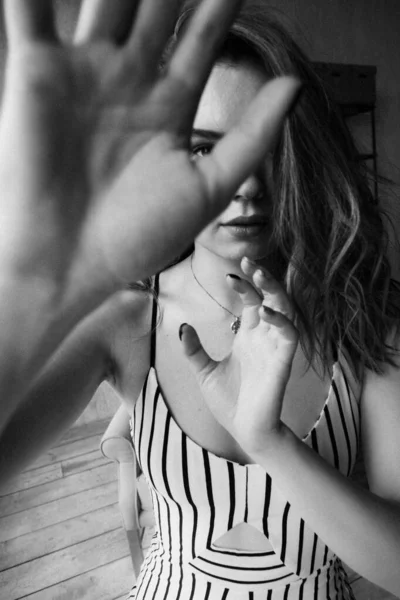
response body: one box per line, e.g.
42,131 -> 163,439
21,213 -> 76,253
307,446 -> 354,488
179,323 -> 218,380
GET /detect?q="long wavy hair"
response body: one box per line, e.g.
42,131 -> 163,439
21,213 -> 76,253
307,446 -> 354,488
134,0 -> 400,378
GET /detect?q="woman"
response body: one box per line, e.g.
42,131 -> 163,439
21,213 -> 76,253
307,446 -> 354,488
122,5 -> 400,599
2,1 -> 400,599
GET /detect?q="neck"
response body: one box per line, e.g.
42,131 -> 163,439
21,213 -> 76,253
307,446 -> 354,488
189,246 -> 253,316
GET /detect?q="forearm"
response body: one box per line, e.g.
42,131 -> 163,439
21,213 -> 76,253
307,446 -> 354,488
0,324 -> 108,488
249,426 -> 400,595
0,265 -> 116,433
0,380 -> 95,490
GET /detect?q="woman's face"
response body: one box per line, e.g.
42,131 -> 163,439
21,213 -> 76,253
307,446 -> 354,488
192,60 -> 274,262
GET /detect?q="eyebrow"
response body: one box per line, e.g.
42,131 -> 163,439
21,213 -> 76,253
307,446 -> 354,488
191,128 -> 224,141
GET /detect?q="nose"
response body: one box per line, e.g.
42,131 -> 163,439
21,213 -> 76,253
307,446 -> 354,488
234,174 -> 264,203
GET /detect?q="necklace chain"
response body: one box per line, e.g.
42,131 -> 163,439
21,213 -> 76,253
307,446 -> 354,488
190,254 -> 241,334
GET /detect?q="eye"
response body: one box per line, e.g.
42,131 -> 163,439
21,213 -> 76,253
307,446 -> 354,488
190,143 -> 213,161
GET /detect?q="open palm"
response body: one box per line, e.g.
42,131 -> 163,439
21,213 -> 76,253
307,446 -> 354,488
0,0 -> 300,289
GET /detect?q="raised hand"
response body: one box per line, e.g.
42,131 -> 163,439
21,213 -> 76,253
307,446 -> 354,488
0,0 -> 301,292
180,257 -> 299,455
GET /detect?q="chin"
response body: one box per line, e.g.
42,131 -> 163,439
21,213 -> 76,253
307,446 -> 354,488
197,232 -> 273,263
222,243 -> 272,263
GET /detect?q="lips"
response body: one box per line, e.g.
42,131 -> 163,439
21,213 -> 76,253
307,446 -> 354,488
222,216 -> 269,227
221,216 -> 270,240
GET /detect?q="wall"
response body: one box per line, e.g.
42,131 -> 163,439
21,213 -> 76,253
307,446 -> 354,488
265,0 -> 400,275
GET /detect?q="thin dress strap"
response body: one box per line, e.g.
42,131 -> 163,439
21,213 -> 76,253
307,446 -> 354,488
150,274 -> 160,369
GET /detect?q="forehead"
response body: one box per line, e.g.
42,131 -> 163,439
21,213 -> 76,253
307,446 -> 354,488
193,62 -> 268,133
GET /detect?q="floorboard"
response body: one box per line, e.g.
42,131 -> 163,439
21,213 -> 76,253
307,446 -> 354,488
0,462 -> 63,497
0,480 -> 118,543
2,528 -> 128,600
0,463 -> 115,516
0,503 -> 121,571
23,557 -> 135,600
0,420 -> 135,600
55,419 -> 110,447
27,433 -> 104,470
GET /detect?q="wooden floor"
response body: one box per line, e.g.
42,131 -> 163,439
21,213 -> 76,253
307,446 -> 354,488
0,420 -> 398,600
0,419 -> 135,600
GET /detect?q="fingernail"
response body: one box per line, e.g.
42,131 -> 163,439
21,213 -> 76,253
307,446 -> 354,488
263,306 -> 275,316
179,323 -> 187,341
227,273 -> 241,280
255,268 -> 272,280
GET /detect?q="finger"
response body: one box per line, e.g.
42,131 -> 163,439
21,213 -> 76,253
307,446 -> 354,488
126,0 -> 183,77
74,0 -> 139,44
226,274 -> 262,308
4,0 -> 57,47
260,306 -> 290,329
242,258 -> 294,320
197,77 -> 302,206
255,271 -> 294,321
167,0 -> 244,94
259,306 -> 299,347
179,323 -> 218,380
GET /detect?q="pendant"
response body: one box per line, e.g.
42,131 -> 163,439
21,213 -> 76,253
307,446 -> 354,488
231,316 -> 241,334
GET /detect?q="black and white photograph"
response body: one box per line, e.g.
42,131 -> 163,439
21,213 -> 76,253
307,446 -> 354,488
0,1 -> 399,599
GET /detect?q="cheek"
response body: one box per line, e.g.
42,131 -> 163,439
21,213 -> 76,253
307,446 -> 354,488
264,156 -> 275,192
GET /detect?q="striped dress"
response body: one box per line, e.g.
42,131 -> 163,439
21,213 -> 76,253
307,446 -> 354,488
128,291 -> 361,599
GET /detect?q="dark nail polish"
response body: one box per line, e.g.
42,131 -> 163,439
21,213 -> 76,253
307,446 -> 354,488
263,306 -> 275,315
179,323 -> 187,340
227,273 -> 241,280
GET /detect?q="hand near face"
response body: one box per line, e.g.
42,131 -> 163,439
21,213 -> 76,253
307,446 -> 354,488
180,258 -> 299,455
0,0 -> 301,292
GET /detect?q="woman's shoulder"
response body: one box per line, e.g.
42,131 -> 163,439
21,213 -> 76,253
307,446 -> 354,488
103,286 -> 154,338
109,261 -> 190,333
66,286 -> 152,363
98,287 -> 155,391
56,287 -> 153,353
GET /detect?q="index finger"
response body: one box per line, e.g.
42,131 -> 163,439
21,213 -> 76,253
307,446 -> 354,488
227,274 -> 262,307
242,258 -> 295,320
196,77 -> 301,210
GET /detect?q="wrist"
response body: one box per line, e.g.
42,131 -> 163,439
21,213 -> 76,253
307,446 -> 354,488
238,422 -> 294,461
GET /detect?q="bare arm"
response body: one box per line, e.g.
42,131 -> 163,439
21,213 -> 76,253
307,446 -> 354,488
0,290 -> 150,489
242,358 -> 400,595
